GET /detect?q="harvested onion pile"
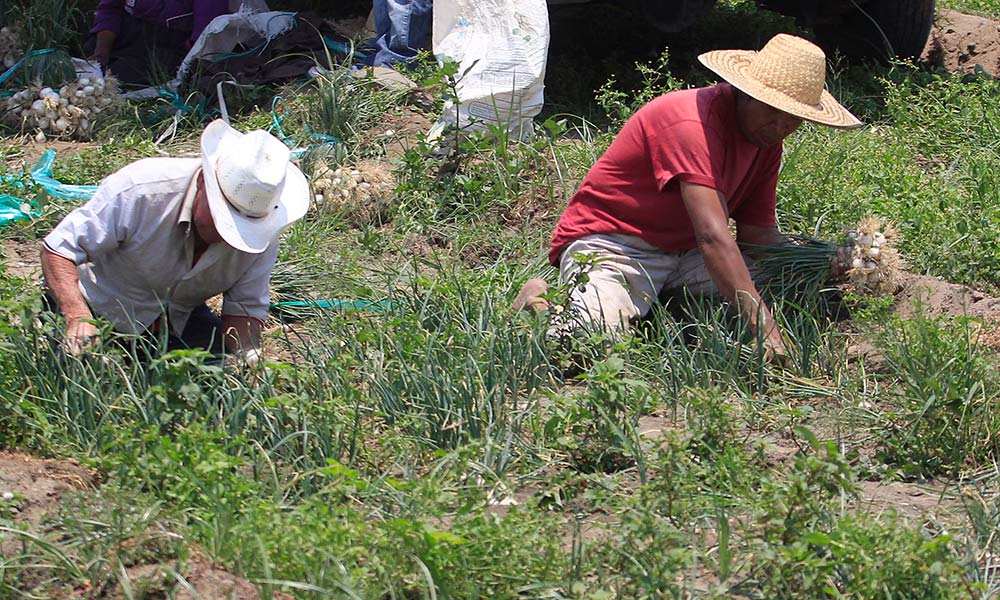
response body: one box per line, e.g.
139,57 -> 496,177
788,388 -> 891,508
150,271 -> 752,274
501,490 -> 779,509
842,216 -> 902,293
4,74 -> 121,141
310,161 -> 395,226
0,26 -> 21,68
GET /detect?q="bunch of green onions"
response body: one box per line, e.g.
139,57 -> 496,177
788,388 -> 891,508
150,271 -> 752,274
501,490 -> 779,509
746,217 -> 903,298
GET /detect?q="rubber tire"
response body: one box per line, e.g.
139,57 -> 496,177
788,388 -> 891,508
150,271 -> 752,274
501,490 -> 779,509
814,0 -> 936,61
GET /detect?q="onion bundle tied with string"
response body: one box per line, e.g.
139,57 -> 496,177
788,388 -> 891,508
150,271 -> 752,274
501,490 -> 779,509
750,216 -> 903,297
4,73 -> 121,141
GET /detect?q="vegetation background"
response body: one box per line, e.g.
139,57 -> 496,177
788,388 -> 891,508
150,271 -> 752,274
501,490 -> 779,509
1,0 -> 1000,597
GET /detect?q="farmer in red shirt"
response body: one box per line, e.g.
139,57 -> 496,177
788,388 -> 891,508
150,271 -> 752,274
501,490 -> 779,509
514,34 -> 862,362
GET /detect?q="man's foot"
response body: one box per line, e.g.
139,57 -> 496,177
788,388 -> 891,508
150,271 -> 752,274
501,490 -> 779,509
513,278 -> 551,312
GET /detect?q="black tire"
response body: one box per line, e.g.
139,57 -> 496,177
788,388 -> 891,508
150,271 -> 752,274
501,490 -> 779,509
814,0 -> 935,61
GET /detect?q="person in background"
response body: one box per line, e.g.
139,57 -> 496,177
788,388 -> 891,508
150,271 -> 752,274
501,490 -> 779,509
514,34 -> 862,363
85,0 -> 230,86
363,0 -> 433,67
41,119 -> 309,365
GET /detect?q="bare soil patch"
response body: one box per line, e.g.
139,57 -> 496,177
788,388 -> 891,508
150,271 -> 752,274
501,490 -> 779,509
0,451 -> 282,598
4,139 -> 96,172
121,552 -> 291,600
1,238 -> 41,280
922,9 -> 1000,75
377,108 -> 434,163
891,271 -> 1000,351
857,479 -> 962,524
0,451 -> 95,525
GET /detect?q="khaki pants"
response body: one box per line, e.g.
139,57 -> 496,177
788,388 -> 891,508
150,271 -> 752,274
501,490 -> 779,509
558,233 -> 759,331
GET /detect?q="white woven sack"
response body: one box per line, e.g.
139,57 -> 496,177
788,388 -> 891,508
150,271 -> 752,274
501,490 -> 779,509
430,0 -> 549,141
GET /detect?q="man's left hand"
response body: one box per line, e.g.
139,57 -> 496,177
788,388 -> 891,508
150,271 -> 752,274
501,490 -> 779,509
829,245 -> 853,281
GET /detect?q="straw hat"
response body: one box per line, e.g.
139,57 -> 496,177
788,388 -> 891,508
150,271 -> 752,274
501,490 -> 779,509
698,33 -> 862,130
200,119 -> 310,254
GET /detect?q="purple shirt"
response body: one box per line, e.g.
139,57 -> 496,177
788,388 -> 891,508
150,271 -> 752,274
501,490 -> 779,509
92,0 -> 229,44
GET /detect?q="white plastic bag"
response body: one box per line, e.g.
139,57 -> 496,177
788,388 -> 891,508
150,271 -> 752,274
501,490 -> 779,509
430,0 -> 549,141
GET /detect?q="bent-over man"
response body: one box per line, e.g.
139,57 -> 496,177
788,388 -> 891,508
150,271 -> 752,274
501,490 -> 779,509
515,34 -> 862,362
41,119 -> 310,363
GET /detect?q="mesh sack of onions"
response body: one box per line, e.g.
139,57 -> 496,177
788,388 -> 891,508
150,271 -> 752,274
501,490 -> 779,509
749,216 -> 903,297
310,160 -> 395,226
4,74 -> 122,141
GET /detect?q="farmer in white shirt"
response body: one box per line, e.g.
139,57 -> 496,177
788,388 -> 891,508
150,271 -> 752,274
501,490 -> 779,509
41,119 -> 310,361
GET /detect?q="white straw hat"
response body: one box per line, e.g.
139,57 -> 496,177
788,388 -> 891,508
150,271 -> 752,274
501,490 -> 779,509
200,119 -> 310,254
698,33 -> 862,130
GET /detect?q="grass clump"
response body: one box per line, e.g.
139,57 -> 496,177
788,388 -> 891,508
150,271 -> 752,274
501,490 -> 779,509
875,311 -> 1000,477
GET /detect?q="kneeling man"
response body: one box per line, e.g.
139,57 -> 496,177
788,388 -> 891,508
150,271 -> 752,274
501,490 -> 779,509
41,119 -> 310,362
516,34 -> 862,361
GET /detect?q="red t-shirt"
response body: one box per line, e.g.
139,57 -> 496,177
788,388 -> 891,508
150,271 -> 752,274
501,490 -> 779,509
549,83 -> 781,264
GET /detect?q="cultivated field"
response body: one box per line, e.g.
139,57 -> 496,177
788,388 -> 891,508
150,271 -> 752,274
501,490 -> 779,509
2,0 -> 1000,597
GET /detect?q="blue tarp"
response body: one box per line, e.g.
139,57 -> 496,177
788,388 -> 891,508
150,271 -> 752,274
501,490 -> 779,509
0,149 -> 98,226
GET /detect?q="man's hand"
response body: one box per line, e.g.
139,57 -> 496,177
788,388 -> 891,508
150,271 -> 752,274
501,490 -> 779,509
41,245 -> 101,356
64,317 -> 99,356
761,328 -> 791,367
829,245 -> 853,281
222,315 -> 263,368
88,30 -> 115,68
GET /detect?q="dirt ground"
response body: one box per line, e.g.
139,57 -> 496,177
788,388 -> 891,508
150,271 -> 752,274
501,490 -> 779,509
0,451 -> 283,598
892,271 -> 1000,351
922,8 -> 1000,75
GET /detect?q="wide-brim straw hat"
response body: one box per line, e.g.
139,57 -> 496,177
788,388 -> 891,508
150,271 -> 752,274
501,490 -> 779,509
698,33 -> 863,130
200,119 -> 310,254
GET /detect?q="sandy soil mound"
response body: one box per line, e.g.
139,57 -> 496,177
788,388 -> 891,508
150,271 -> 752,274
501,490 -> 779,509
921,9 -> 1000,75
0,450 -> 94,524
892,271 -> 1000,350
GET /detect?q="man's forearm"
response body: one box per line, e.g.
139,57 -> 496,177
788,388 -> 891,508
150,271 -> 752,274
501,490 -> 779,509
698,234 -> 775,336
92,30 -> 116,64
40,246 -> 92,322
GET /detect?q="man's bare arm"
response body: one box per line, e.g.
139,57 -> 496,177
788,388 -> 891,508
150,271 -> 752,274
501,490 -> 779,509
736,222 -> 785,248
40,245 -> 98,354
679,181 -> 786,357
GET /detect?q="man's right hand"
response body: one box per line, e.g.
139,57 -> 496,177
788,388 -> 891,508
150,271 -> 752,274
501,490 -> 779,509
64,317 -> 99,356
88,30 -> 115,69
762,330 -> 792,368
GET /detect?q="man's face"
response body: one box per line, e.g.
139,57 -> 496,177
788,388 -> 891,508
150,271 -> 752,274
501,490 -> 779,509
735,92 -> 803,148
193,173 -> 225,245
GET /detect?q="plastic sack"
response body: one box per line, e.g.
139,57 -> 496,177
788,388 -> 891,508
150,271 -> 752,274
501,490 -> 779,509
176,8 -> 297,83
0,194 -> 34,226
30,150 -> 99,201
122,2 -> 277,101
430,0 -> 549,141
0,149 -> 98,227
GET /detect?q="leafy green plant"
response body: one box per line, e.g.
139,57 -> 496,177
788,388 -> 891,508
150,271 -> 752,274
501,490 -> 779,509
545,355 -> 653,480
594,49 -> 685,127
3,0 -> 85,54
875,311 -> 1000,477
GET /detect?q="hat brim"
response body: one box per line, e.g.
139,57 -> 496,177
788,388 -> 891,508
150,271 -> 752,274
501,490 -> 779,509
200,120 -> 310,254
698,49 -> 863,130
